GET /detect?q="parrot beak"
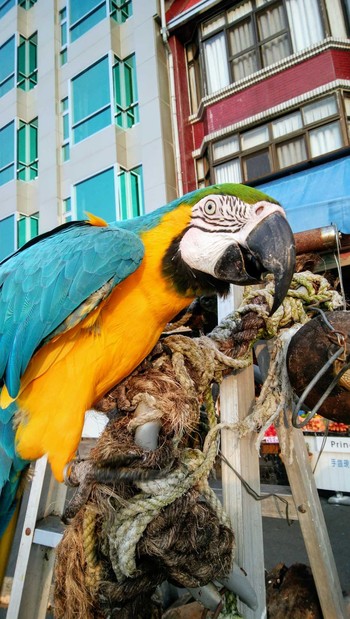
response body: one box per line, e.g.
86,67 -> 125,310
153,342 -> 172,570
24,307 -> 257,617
214,212 -> 295,315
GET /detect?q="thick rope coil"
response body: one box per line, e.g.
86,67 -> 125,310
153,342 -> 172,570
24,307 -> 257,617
105,388 -> 225,581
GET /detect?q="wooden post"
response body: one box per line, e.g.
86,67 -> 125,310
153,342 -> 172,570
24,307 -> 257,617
219,288 -> 266,619
255,342 -> 347,619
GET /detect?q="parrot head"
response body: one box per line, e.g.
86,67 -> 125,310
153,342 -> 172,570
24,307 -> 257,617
162,184 -> 295,315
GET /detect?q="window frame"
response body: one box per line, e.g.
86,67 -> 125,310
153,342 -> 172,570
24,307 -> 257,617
17,117 -> 38,181
189,0 -> 336,102
208,91 -> 349,184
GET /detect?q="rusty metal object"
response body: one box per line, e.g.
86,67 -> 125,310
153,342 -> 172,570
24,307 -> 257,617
287,311 -> 350,424
294,226 -> 338,255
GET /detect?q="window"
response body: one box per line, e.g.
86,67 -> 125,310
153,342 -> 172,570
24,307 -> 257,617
61,98 -> 70,161
18,0 -> 37,8
209,93 -> 348,183
62,197 -> 72,222
0,215 -> 15,262
189,0 -> 326,99
69,0 -> 106,42
60,8 -> 68,65
17,213 -> 38,247
72,57 -> 111,143
75,168 -> 116,221
17,117 -> 38,181
118,165 -> 143,219
17,33 -> 38,91
0,36 -> 15,97
110,0 -> 132,23
0,121 -> 15,186
113,54 -> 139,129
0,0 -> 15,19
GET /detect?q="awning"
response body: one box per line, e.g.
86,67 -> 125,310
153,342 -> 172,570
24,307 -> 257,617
257,157 -> 350,234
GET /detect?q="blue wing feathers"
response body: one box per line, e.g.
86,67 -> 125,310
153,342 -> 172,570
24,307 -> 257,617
0,222 -> 144,399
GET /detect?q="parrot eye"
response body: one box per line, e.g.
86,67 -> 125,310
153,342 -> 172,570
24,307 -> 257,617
203,199 -> 217,216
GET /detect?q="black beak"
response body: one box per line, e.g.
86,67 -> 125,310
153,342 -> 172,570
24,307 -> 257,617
245,212 -> 295,314
214,213 -> 295,315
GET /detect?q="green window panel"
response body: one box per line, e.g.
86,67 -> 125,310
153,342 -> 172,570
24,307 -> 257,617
75,167 -> 116,222
17,117 -> 38,181
18,0 -> 37,8
62,197 -> 72,222
17,32 -> 38,91
110,0 -> 132,23
118,165 -> 143,220
0,0 -> 15,18
60,8 -> 68,65
0,215 -> 15,261
61,97 -> 70,161
0,121 -> 15,186
69,0 -> 106,42
72,56 -> 111,143
0,36 -> 15,97
17,213 -> 39,248
113,54 -> 139,129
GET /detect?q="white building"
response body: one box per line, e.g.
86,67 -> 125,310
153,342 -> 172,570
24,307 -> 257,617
0,0 -> 177,261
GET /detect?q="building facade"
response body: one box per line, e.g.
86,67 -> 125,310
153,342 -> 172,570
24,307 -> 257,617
0,0 -> 177,260
166,0 -> 350,233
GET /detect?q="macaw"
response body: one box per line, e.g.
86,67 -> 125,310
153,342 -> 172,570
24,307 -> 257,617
0,183 -> 295,580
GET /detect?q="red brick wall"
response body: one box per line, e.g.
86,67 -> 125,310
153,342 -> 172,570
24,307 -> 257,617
170,43 -> 350,193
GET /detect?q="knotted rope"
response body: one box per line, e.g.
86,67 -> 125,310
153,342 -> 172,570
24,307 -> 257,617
54,271 -> 343,618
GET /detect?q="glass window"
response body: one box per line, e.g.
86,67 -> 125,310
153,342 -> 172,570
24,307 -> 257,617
113,54 -> 139,129
303,95 -> 338,125
277,136 -> 307,168
17,117 -> 38,181
241,125 -> 269,150
244,149 -> 271,179
197,0 -> 326,95
118,165 -> 143,219
75,168 -> 116,221
61,97 -> 70,162
62,197 -> 72,222
17,33 -> 38,91
69,0 -> 106,42
272,111 -> 302,138
0,0 -> 15,19
60,8 -> 68,65
212,135 -> 239,160
203,93 -> 348,184
0,36 -> 15,97
72,57 -> 111,143
0,121 -> 15,186
0,215 -> 15,262
110,0 -> 132,23
203,32 -> 230,95
18,0 -> 37,8
214,159 -> 242,183
17,213 -> 39,248
309,121 -> 342,157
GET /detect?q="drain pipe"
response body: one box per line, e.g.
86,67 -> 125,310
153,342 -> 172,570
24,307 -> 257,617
159,0 -> 184,196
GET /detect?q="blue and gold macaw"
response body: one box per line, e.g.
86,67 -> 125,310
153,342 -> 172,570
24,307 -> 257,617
0,183 -> 295,579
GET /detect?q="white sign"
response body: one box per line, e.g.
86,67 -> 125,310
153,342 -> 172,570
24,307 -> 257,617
314,436 -> 350,453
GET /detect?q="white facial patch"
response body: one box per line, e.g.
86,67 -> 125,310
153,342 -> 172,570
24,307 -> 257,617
179,227 -> 234,276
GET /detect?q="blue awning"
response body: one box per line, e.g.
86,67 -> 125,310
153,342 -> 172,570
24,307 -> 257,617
257,157 -> 350,234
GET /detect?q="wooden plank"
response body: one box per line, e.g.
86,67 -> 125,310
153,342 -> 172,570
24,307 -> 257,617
279,426 -> 347,619
219,288 -> 266,618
